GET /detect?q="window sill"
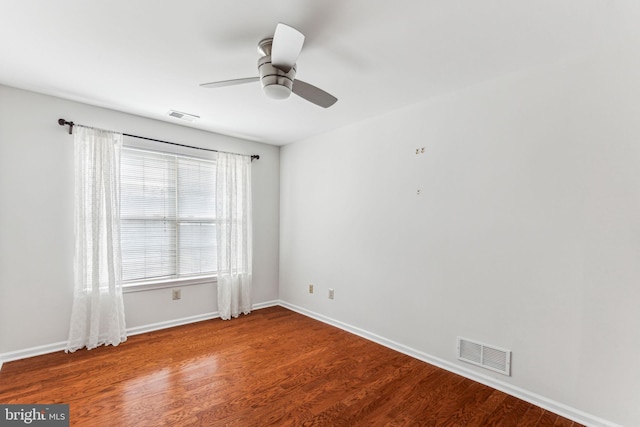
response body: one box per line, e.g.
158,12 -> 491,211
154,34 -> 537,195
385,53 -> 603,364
123,275 -> 217,293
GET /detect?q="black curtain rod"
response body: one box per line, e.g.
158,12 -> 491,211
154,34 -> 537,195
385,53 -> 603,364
57,119 -> 260,161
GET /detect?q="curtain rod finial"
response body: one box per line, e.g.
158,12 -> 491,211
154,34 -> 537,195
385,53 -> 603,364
58,118 -> 74,134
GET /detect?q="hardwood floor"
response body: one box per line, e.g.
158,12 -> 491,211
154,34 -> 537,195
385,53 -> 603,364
0,306 -> 582,426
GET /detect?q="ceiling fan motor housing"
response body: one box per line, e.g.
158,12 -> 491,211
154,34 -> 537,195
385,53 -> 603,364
258,55 -> 296,100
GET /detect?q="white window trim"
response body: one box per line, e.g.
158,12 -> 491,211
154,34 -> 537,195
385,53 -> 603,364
123,274 -> 217,293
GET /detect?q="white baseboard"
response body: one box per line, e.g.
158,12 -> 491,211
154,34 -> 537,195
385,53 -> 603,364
0,341 -> 68,365
127,300 -> 279,336
0,300 -> 281,369
126,311 -> 219,336
253,299 -> 280,310
278,300 -> 621,427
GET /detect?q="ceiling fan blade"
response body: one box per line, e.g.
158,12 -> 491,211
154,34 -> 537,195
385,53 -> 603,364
292,80 -> 338,108
271,23 -> 305,73
200,77 -> 259,88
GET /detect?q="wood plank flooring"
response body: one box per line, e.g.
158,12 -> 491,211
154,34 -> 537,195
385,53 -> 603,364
0,306 -> 582,426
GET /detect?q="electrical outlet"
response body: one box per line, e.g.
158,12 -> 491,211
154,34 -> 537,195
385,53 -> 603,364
308,284 -> 314,294
328,288 -> 334,300
172,289 -> 181,300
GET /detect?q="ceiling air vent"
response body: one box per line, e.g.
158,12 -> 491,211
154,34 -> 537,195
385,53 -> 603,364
168,110 -> 200,122
457,337 -> 511,376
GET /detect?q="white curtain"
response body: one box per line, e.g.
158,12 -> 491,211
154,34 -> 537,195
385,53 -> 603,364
216,152 -> 253,320
66,126 -> 127,352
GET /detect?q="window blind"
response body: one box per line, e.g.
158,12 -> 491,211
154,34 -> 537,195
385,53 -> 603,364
121,148 -> 216,283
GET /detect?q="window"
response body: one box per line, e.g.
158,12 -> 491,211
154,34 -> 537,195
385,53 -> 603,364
120,147 -> 217,285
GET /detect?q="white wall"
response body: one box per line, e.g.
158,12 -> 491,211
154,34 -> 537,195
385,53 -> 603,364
280,46 -> 640,427
0,85 -> 280,355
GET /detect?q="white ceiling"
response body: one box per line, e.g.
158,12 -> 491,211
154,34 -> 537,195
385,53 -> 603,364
1,0 -> 639,145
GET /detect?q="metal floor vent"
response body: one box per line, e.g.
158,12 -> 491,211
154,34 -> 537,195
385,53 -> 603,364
457,337 -> 511,376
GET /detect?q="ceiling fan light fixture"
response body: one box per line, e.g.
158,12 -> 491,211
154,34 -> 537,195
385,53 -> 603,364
263,84 -> 292,100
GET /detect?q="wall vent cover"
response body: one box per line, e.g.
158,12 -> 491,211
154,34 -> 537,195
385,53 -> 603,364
457,337 -> 511,376
167,110 -> 200,122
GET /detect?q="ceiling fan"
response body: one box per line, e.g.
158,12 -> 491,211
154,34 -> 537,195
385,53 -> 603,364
200,23 -> 338,108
